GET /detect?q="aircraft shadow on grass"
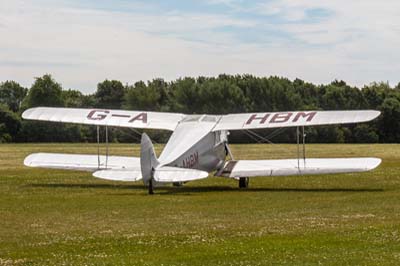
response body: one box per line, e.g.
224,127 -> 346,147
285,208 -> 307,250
28,183 -> 384,195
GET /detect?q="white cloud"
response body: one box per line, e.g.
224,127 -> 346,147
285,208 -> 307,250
0,1 -> 256,92
253,0 -> 400,85
0,0 -> 399,92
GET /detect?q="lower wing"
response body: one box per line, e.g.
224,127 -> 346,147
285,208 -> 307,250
24,153 -> 208,183
24,152 -> 141,176
218,158 -> 381,178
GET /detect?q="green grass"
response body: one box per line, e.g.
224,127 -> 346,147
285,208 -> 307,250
0,143 -> 399,265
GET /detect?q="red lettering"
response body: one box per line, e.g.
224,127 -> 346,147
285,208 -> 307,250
182,151 -> 199,168
87,110 -> 109,120
293,112 -> 317,122
129,113 -> 148,123
270,112 -> 293,123
246,114 -> 270,125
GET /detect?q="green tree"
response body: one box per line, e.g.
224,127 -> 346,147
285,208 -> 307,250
0,104 -> 21,142
170,77 -> 201,113
353,124 -> 379,143
81,94 -> 97,108
362,82 -> 390,109
321,81 -> 366,110
62,89 -> 85,107
0,81 -> 28,112
238,75 -> 272,112
124,80 -> 164,111
198,78 -> 247,114
307,126 -> 345,143
95,80 -> 126,109
292,78 -> 320,109
0,73 -> 398,143
24,74 -> 64,108
17,121 -> 82,142
378,97 -> 400,142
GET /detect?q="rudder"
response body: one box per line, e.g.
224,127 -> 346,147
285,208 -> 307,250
140,133 -> 159,188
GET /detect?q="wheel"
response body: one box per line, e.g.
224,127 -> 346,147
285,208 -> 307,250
173,182 -> 183,187
148,179 -> 154,195
239,177 -> 249,188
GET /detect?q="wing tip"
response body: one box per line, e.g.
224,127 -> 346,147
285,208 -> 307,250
21,108 -> 37,119
368,110 -> 381,121
366,157 -> 382,171
23,153 -> 39,167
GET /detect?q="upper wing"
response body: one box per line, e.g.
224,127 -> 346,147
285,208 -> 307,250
218,158 -> 381,178
213,110 -> 380,131
22,107 -> 186,131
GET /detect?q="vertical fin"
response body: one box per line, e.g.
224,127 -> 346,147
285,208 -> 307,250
140,133 -> 159,186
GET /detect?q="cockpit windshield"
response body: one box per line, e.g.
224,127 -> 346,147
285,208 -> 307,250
201,115 -> 218,122
181,115 -> 220,123
181,115 -> 203,122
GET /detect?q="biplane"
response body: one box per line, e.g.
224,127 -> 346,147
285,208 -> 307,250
22,107 -> 382,194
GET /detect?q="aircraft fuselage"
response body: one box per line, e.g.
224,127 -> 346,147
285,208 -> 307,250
157,115 -> 228,173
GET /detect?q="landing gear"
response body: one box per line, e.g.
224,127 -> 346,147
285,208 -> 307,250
239,177 -> 249,188
148,179 -> 154,195
173,182 -> 183,187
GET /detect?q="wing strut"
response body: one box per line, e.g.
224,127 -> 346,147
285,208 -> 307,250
105,126 -> 109,169
225,142 -> 235,160
302,126 -> 306,166
96,125 -> 110,169
97,125 -> 100,169
296,126 -> 307,170
297,127 -> 300,169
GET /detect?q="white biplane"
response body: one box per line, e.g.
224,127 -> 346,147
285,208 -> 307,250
22,107 -> 382,194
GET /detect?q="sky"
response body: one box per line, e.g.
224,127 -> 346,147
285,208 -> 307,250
1,0 -> 400,93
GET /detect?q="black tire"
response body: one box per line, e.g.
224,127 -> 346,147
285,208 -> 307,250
148,179 -> 154,195
239,177 -> 249,188
173,182 -> 183,187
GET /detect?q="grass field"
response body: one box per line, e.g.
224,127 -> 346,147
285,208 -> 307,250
0,143 -> 399,265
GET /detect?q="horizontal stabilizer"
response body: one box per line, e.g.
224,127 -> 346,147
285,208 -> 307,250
93,170 -> 142,182
219,158 -> 381,178
24,153 -> 140,172
154,167 -> 209,183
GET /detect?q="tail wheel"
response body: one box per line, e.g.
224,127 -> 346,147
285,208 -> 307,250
239,177 -> 249,188
148,179 -> 154,195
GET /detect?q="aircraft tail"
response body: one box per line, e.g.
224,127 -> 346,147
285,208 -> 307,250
140,133 -> 159,191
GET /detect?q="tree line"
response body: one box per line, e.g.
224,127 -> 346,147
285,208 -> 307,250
0,74 -> 399,143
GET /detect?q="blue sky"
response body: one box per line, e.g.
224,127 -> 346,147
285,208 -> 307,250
1,0 -> 399,93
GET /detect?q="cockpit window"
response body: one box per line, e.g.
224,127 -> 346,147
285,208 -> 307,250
181,115 -> 219,123
182,115 -> 202,122
201,115 -> 218,122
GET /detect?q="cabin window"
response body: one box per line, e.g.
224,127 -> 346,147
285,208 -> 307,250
202,115 -> 218,122
182,115 -> 202,122
215,132 -> 221,144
